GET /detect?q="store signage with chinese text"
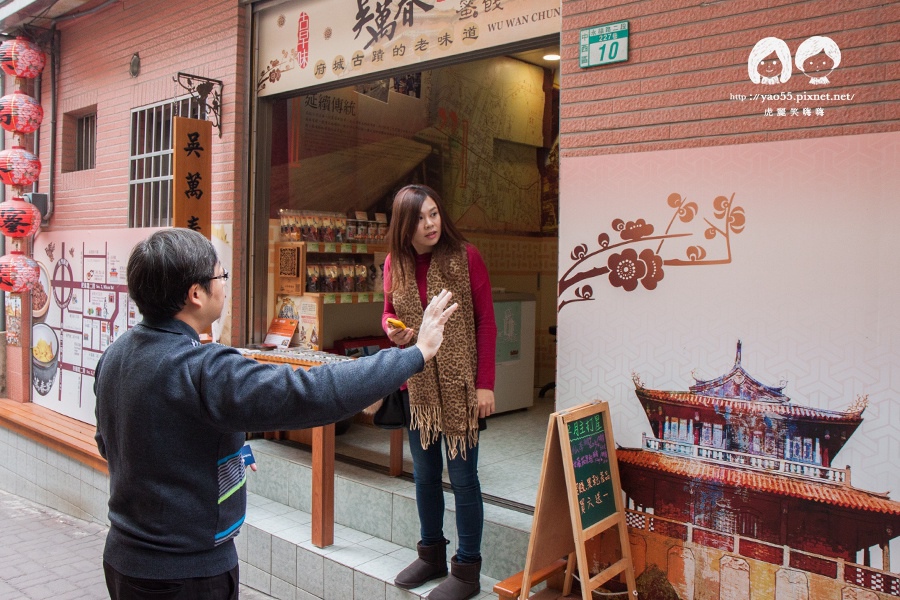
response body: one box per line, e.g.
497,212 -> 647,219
172,117 -> 212,237
257,0 -> 561,96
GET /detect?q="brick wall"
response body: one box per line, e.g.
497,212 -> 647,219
30,0 -> 248,340
560,0 -> 900,156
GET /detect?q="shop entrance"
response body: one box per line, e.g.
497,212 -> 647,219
253,43 -> 560,510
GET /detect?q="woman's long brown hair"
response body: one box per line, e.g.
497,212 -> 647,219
387,184 -> 468,293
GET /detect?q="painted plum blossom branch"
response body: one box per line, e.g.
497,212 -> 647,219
558,192 -> 746,311
257,48 -> 300,92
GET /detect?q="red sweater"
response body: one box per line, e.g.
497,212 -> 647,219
382,244 -> 496,391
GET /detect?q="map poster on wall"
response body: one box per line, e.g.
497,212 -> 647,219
30,228 -> 164,425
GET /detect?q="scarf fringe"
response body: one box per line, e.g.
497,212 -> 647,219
411,404 -> 443,450
411,403 -> 481,461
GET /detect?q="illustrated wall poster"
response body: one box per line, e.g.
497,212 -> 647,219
31,227 -> 234,425
557,131 -> 900,595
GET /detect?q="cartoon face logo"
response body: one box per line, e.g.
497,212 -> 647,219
748,37 -> 792,84
795,36 -> 841,85
747,35 -> 841,86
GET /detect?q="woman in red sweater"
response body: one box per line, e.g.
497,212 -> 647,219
382,184 -> 497,600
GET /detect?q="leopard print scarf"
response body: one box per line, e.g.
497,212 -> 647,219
392,245 -> 479,459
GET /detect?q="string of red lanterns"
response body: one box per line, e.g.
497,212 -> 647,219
0,35 -> 44,294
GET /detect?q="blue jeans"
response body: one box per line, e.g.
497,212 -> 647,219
407,425 -> 483,563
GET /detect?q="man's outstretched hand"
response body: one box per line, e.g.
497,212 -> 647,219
414,289 -> 458,362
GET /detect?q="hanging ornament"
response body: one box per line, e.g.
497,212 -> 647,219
0,146 -> 41,188
0,91 -> 43,134
0,196 -> 41,237
0,250 -> 39,293
0,37 -> 46,79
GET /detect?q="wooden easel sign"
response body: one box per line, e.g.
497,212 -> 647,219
518,401 -> 637,600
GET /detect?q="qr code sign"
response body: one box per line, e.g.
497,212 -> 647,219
279,247 -> 299,277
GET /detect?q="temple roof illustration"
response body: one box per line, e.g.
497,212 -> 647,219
618,449 -> 900,516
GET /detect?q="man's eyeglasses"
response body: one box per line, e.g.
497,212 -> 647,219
207,268 -> 229,282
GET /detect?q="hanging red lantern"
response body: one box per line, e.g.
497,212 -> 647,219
0,91 -> 43,134
0,146 -> 41,188
0,250 -> 39,293
0,37 -> 46,79
0,196 -> 41,238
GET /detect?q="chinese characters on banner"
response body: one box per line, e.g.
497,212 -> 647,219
257,0 -> 561,95
172,117 -> 212,238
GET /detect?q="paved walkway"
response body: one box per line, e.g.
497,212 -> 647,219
0,489 -> 274,599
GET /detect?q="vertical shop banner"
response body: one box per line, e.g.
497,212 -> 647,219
256,0 -> 561,96
172,117 -> 212,237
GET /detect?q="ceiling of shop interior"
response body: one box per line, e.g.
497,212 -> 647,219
509,46 -> 561,72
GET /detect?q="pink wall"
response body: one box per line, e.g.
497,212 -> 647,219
557,1 -> 900,594
32,0 -> 249,341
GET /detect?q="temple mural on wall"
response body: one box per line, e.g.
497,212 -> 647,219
557,132 -> 900,598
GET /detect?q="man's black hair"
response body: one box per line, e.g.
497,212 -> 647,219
127,229 -> 218,320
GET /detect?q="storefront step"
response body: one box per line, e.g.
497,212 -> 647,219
240,491 -> 501,599
244,438 -> 535,585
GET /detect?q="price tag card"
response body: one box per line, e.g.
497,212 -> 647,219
323,294 -> 336,304
340,293 -> 353,304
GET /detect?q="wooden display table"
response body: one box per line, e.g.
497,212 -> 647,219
243,348 -> 403,547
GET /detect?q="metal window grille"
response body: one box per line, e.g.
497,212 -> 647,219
75,113 -> 96,171
129,96 -> 201,228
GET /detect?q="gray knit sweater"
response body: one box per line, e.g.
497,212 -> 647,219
94,317 -> 423,579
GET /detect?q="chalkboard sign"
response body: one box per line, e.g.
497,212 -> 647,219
515,401 -> 636,600
566,412 -> 616,529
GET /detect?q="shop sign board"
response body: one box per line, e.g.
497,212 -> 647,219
256,0 -> 561,96
579,20 -> 629,68
172,117 -> 212,237
517,401 -> 636,599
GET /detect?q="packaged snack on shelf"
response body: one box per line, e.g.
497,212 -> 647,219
322,213 -> 336,242
335,214 -> 347,243
355,263 -> 369,292
305,263 -> 322,293
367,221 -> 378,244
301,213 -> 316,242
340,262 -> 356,292
322,263 -> 339,293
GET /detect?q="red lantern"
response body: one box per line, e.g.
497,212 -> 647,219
0,37 -> 46,79
0,146 -> 41,188
0,91 -> 43,134
0,196 -> 41,237
0,250 -> 39,293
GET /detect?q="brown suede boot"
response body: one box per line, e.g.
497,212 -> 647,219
427,555 -> 481,600
394,540 -> 449,589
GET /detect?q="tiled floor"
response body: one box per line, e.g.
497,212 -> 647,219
242,492 -> 502,599
333,389 -> 555,507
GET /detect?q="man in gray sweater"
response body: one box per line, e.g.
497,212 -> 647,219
94,228 -> 457,599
